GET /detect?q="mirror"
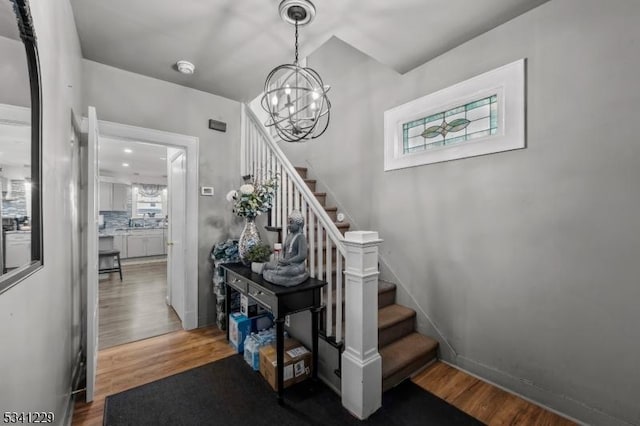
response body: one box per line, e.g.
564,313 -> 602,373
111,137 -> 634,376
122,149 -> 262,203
0,0 -> 42,293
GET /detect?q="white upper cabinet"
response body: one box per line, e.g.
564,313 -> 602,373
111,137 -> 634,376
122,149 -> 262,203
99,181 -> 129,212
112,183 -> 129,211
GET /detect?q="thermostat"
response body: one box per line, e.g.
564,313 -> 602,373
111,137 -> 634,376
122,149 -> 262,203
201,186 -> 214,196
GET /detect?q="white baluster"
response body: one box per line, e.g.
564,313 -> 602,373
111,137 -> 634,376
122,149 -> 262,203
336,253 -> 343,344
326,233 -> 333,338
309,211 -> 315,278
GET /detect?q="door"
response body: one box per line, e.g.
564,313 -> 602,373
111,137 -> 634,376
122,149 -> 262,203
167,149 -> 186,322
85,107 -> 100,402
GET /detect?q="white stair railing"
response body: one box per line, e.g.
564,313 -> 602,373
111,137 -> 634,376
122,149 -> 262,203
242,104 -> 345,344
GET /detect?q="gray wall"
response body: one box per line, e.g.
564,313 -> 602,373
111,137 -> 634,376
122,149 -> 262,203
0,0 -> 85,422
0,36 -> 30,107
280,1 -> 640,424
82,61 -> 243,326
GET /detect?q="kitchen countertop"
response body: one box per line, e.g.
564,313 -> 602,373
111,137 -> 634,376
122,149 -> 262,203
99,226 -> 167,237
4,230 -> 32,234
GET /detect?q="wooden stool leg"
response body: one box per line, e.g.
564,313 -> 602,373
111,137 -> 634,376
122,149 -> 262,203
117,253 -> 122,281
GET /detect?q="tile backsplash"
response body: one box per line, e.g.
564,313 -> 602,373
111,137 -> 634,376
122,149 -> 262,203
100,211 -> 129,229
100,211 -> 166,229
2,180 -> 28,217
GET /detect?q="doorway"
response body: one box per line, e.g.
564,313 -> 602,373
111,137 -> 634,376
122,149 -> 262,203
97,137 -> 184,349
84,115 -> 199,339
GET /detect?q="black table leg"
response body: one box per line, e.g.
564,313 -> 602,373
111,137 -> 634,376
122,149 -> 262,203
276,317 -> 285,405
224,283 -> 230,341
311,306 -> 321,381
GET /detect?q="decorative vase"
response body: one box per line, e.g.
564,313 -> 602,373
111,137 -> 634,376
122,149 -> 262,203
251,262 -> 265,274
238,216 -> 260,264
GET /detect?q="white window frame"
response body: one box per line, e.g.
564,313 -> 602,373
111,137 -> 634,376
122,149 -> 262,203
384,58 -> 526,171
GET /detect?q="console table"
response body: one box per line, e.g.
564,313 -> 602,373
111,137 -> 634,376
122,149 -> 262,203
221,263 -> 326,403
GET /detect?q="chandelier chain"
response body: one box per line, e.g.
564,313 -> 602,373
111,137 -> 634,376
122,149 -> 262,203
294,20 -> 299,65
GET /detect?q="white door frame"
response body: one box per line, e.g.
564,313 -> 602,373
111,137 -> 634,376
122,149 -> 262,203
85,107 -> 100,402
81,118 -> 199,330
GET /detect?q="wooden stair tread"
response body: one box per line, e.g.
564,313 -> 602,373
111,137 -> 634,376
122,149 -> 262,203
380,332 -> 439,380
377,280 -> 396,295
378,304 -> 415,330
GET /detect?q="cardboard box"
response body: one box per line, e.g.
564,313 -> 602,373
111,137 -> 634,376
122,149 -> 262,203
228,312 -> 252,353
228,312 -> 274,353
240,293 -> 268,318
259,338 -> 312,391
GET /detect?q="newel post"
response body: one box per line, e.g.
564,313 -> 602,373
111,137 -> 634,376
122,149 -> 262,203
341,231 -> 383,419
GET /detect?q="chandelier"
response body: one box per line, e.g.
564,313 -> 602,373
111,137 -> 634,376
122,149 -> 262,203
261,0 -> 331,143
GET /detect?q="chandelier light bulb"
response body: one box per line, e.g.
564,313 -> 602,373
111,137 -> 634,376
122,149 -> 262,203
310,102 -> 317,110
271,95 -> 279,106
284,84 -> 292,95
311,90 -> 320,100
289,105 -> 295,114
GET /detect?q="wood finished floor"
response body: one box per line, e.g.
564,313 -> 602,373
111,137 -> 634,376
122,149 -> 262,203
72,325 -> 576,426
98,260 -> 182,349
72,326 -> 235,426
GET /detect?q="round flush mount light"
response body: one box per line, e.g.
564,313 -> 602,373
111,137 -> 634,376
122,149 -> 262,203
176,60 -> 195,75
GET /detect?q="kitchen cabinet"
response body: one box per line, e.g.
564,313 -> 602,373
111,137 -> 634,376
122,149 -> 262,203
5,232 -> 31,269
99,234 -> 128,262
146,234 -> 164,256
127,235 -> 146,258
113,234 -> 127,258
99,182 -> 112,211
99,182 -> 129,211
126,229 -> 164,257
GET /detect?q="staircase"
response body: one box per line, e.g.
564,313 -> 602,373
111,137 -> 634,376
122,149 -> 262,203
295,166 -> 439,392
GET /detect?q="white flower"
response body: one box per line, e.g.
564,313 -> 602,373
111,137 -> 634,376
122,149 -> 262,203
239,184 -> 255,194
225,190 -> 238,202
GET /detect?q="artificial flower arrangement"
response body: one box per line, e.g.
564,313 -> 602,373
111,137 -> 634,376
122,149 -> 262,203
225,174 -> 278,218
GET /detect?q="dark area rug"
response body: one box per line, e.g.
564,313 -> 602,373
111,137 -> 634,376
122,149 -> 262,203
104,355 -> 484,426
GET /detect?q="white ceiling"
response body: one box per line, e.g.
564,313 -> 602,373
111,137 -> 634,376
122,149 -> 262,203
99,137 -> 167,184
0,1 -> 19,40
70,0 -> 549,102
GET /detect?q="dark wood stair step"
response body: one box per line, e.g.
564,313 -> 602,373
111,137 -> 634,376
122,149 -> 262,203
380,332 -> 439,392
313,192 -> 327,205
325,279 -> 396,317
378,304 -> 416,348
295,166 -> 308,179
304,179 -> 316,192
378,280 -> 396,309
323,206 -> 338,221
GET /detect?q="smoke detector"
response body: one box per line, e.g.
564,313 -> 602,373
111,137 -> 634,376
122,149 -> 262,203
176,60 -> 195,75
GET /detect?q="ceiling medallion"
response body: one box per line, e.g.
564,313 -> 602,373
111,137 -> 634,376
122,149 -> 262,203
261,0 -> 330,143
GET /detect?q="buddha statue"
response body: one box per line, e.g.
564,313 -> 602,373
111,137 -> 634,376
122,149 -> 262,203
262,210 -> 309,287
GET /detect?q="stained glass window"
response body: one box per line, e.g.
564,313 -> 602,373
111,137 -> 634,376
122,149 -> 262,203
402,95 -> 498,154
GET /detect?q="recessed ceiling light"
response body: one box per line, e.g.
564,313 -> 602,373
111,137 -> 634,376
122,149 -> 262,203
122,163 -> 129,167
124,148 -> 132,153
176,60 -> 195,75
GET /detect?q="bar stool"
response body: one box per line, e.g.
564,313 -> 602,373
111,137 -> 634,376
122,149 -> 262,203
98,249 -> 123,281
